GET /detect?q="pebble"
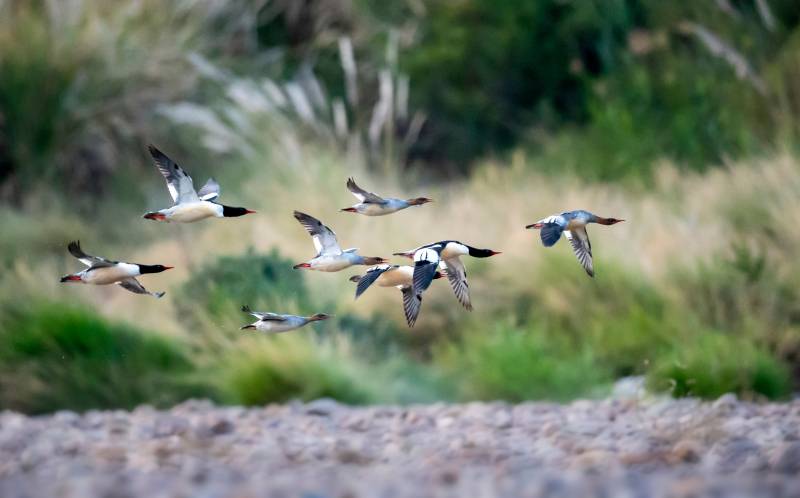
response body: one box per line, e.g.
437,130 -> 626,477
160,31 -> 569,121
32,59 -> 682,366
769,442 -> 800,474
0,398 -> 797,497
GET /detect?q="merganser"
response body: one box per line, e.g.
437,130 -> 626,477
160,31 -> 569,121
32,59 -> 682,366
349,264 -> 444,327
525,210 -> 624,277
60,241 -> 172,298
240,305 -> 331,333
341,177 -> 432,216
143,145 -> 255,223
393,241 -> 501,311
292,211 -> 387,272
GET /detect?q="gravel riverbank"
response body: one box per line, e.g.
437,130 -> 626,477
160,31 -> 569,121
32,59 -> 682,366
1,396 -> 799,497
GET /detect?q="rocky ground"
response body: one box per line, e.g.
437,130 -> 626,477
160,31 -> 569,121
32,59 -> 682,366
1,395 -> 799,498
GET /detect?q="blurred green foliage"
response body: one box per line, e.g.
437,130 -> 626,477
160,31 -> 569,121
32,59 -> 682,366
646,333 -> 793,400
215,336 -> 381,406
435,321 -> 612,402
0,301 -> 209,414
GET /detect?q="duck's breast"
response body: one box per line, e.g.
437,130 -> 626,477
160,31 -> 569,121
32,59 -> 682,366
359,202 -> 396,216
259,317 -> 305,333
440,242 -> 467,259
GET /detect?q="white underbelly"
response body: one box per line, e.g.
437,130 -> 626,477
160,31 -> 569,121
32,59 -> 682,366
440,246 -> 466,260
310,256 -> 353,272
84,266 -> 134,285
257,321 -> 303,333
359,204 -> 398,216
168,203 -> 219,223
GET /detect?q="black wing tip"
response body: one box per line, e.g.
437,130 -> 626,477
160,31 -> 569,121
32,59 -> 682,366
241,305 -> 251,313
67,240 -> 85,258
153,291 -> 166,299
147,144 -> 164,157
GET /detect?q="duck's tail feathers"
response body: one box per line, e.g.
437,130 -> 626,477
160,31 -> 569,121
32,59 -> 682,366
540,223 -> 564,247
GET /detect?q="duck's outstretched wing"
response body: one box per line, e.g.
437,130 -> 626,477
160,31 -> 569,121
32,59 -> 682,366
148,145 -> 199,204
67,241 -> 116,268
293,211 -> 342,256
412,247 -> 440,295
241,305 -> 287,321
118,278 -> 165,298
346,178 -> 386,204
443,257 -> 472,311
197,177 -> 220,201
354,264 -> 393,299
565,227 -> 594,277
400,287 -> 423,327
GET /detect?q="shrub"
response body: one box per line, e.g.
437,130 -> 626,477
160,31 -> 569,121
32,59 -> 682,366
434,322 -> 612,402
646,333 -> 792,400
215,335 -> 380,406
0,301 -> 209,414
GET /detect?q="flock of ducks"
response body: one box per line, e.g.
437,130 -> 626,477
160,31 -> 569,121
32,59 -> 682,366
60,146 -> 624,331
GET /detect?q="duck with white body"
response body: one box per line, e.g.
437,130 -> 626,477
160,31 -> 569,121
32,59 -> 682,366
394,240 -> 501,312
143,145 -> 255,223
60,241 -> 172,298
292,211 -> 386,272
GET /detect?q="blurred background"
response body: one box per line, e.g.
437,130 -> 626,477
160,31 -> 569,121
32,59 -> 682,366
1,0 -> 799,414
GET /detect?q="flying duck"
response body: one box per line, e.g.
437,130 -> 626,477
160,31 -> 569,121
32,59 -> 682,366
525,210 -> 624,277
292,211 -> 387,271
143,145 -> 255,223
341,177 -> 432,216
240,305 -> 331,333
60,241 -> 171,298
394,241 -> 501,311
349,264 -> 444,327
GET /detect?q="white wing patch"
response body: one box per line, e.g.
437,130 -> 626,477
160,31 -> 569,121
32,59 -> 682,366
347,178 -> 386,204
148,145 -> 199,205
197,177 -> 221,201
294,211 -> 342,256
538,215 -> 567,226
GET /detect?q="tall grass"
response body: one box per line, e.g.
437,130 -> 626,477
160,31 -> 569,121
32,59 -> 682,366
0,0 -> 264,201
